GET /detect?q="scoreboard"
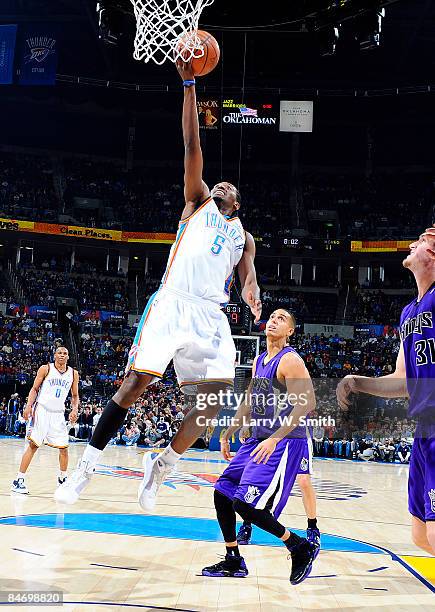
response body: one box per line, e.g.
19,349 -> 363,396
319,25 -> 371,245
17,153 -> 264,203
280,237 -> 344,252
223,303 -> 251,331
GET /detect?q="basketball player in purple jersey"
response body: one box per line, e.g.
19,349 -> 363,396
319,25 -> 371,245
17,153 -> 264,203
56,58 -> 261,506
337,228 -> 435,555
202,309 -> 317,584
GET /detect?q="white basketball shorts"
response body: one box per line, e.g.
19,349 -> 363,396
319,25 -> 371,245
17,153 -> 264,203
126,286 -> 236,389
27,404 -> 68,449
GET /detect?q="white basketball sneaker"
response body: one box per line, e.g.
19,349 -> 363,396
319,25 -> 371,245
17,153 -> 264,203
138,452 -> 172,512
54,460 -> 94,504
11,478 -> 29,494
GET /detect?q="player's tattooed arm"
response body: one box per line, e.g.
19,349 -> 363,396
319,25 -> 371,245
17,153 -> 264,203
238,232 -> 262,323
69,369 -> 80,423
250,353 -> 316,464
336,342 -> 408,409
23,364 -> 49,420
176,58 -> 209,217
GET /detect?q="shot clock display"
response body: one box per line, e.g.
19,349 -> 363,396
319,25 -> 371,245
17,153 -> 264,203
223,303 -> 251,331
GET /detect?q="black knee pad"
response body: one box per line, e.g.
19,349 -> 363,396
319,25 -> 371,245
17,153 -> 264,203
233,498 -> 255,521
233,498 -> 286,539
214,489 -> 234,514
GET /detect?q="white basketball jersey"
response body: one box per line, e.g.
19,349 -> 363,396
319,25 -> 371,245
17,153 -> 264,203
36,363 -> 74,413
161,197 -> 246,305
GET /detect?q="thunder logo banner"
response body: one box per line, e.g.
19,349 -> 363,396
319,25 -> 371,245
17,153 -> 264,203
17,25 -> 57,86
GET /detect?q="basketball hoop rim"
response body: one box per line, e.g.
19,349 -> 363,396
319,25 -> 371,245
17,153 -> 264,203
129,0 -> 216,65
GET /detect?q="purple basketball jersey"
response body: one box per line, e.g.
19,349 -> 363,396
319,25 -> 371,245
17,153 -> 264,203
400,283 -> 435,420
215,346 -> 313,516
400,284 -> 435,521
251,346 -> 308,439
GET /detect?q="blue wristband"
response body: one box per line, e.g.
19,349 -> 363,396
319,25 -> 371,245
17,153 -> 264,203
183,79 -> 196,87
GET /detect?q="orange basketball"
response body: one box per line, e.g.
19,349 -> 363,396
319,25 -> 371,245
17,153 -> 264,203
192,30 -> 220,76
177,30 -> 220,76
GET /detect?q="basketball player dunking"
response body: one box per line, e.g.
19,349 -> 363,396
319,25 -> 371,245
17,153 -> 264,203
11,347 -> 79,494
337,227 -> 435,555
56,58 -> 261,506
202,309 -> 317,584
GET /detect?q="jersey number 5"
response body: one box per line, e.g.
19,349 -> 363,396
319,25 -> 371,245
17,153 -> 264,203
211,234 -> 226,255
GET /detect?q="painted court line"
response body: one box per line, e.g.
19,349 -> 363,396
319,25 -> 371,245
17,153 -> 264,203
364,588 -> 389,591
12,547 -> 44,557
90,563 -> 138,571
308,574 -> 337,579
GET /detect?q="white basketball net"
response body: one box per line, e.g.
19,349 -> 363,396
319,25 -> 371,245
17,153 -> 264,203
130,0 -> 215,65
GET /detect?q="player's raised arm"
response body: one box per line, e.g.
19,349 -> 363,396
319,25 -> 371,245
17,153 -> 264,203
336,341 -> 408,409
238,232 -> 262,323
175,58 -> 209,210
23,364 -> 49,420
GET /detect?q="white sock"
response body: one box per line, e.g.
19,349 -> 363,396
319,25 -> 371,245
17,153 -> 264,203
17,472 -> 26,480
60,471 -> 67,478
159,445 -> 182,467
81,445 -> 102,468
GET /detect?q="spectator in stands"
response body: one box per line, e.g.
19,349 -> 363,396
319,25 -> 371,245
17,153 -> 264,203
7,393 -> 20,433
156,415 -> 171,445
0,401 -> 6,433
13,410 -> 26,437
142,421 -> 165,448
382,439 -> 397,462
92,406 -> 102,432
78,407 -> 93,441
397,439 -> 411,464
357,440 -> 375,461
81,375 -> 93,390
122,421 -> 141,446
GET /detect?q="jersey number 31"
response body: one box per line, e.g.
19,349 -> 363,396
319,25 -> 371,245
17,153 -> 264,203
415,338 -> 435,366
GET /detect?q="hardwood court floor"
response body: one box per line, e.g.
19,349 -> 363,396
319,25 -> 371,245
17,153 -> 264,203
0,437 -> 434,611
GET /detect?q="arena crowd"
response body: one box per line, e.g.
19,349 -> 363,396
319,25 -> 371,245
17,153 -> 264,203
0,150 -> 433,239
